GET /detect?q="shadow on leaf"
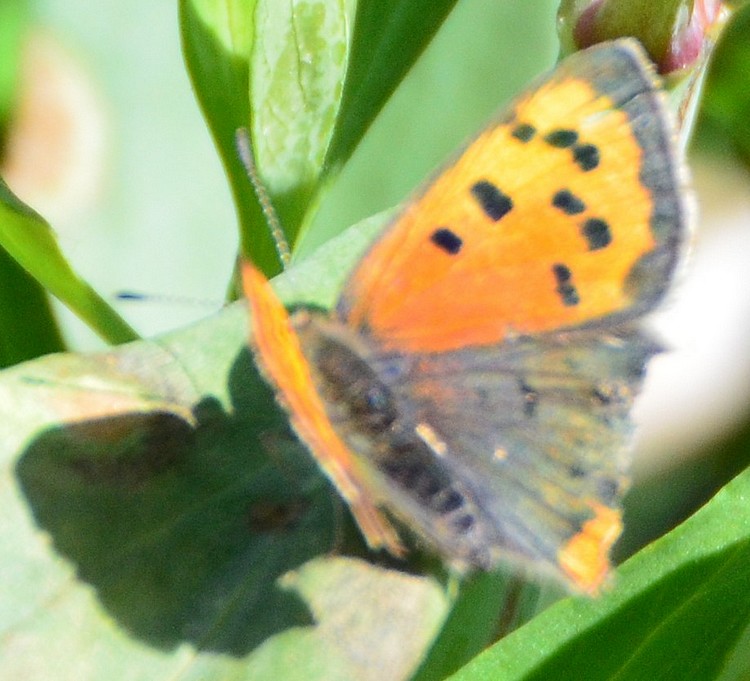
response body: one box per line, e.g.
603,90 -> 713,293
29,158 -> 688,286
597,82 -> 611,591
15,348 -> 344,656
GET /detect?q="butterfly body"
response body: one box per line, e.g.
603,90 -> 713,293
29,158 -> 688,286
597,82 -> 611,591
290,309 -> 498,569
243,39 -> 690,593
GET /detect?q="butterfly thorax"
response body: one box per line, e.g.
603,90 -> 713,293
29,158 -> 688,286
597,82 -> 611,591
290,308 -> 497,567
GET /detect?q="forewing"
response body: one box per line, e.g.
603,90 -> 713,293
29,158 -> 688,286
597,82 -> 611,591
242,262 -> 405,556
338,40 -> 688,353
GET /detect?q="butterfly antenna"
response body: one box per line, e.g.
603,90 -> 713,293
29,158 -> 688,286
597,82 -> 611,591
235,127 -> 291,268
114,290 -> 219,308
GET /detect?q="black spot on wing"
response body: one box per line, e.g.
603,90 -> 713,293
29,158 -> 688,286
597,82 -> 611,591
582,218 -> 612,250
552,189 -> 586,215
433,488 -> 464,514
518,380 -> 539,418
545,129 -> 579,148
382,459 -> 436,502
471,180 -> 513,221
452,514 -> 475,533
597,478 -> 620,505
430,228 -> 462,255
573,143 -> 600,171
552,263 -> 580,306
511,122 -> 536,142
544,130 -> 600,171
569,464 -> 586,479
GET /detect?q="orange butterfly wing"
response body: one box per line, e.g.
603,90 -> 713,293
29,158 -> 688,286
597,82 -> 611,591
243,263 -> 404,556
338,39 -> 688,352
243,40 -> 690,593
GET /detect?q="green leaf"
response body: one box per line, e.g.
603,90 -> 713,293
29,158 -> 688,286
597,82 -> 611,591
180,0 -> 357,275
413,574 -> 561,681
180,0 -> 461,274
0,179 -> 137,345
249,0 -> 354,244
0,2 -> 66,365
698,5 -> 750,165
5,202 -> 750,678
248,557 -> 449,680
324,0 -> 460,174
179,0 -> 280,277
447,467 -> 750,681
0,214 -> 450,680
0,245 -> 65,366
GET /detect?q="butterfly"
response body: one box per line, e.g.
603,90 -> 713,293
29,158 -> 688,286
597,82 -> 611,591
242,39 -> 690,594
